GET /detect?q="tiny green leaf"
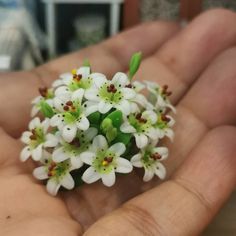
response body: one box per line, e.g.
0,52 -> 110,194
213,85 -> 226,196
106,127 -> 118,142
40,101 -> 54,118
114,132 -> 132,145
106,110 -> 123,128
129,52 -> 142,80
88,112 -> 101,124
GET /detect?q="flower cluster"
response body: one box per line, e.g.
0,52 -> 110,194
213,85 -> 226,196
20,53 -> 175,196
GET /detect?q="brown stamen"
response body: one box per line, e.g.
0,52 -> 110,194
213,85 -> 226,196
66,101 -> 73,106
150,153 -> 162,160
39,87 -> 48,97
161,114 -> 171,123
63,105 -> 69,111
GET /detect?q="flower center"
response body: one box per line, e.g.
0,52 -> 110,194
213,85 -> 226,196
63,100 -> 76,112
70,137 -> 81,147
107,84 -> 117,93
48,162 -> 57,177
29,127 -> 45,148
161,85 -> 172,97
38,87 -> 53,99
150,153 -> 162,160
135,113 -> 147,123
102,156 -> 113,166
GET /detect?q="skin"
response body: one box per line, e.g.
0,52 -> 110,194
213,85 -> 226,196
0,8 -> 236,236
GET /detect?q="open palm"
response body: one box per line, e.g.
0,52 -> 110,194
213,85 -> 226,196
1,9 -> 236,236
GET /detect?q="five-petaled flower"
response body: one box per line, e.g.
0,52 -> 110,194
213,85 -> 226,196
52,127 -> 97,168
131,146 -> 168,181
145,81 -> 176,113
50,89 -> 90,142
84,72 -> 136,115
80,135 -> 133,187
20,117 -> 58,161
120,110 -> 158,148
33,151 -> 75,196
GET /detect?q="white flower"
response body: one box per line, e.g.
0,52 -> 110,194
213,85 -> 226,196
80,135 -> 133,187
52,66 -> 92,91
84,72 -> 136,115
50,88 -> 90,142
146,81 -> 176,113
120,110 -> 158,149
31,87 -> 54,117
131,146 -> 168,181
33,151 -> 75,196
154,113 -> 175,141
20,117 -> 58,162
52,127 -> 97,168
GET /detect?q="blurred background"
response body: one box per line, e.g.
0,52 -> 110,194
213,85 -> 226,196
0,0 -> 236,235
1,0 -> 236,72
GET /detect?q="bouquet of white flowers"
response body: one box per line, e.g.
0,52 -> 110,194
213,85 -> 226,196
20,52 -> 175,196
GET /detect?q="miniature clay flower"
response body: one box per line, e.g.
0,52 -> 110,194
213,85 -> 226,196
31,87 -> 54,117
120,110 -> 158,148
50,89 -> 90,142
20,117 -> 58,162
52,127 -> 98,168
80,135 -> 133,187
52,66 -> 92,91
33,151 -> 75,196
146,81 -> 176,113
131,146 -> 168,181
84,72 -> 136,115
154,113 -> 175,141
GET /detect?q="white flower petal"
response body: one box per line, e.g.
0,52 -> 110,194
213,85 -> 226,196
46,179 -> 60,196
108,143 -> 126,156
82,166 -> 101,184
84,89 -> 100,101
101,170 -> 116,187
116,100 -> 131,115
134,133 -> 148,149
71,88 -> 84,102
155,163 -> 166,180
165,128 -> 174,141
31,106 -> 40,117
44,134 -> 58,147
90,73 -> 107,88
133,94 -> 148,107
115,157 -> 133,173
84,127 -> 98,141
167,103 -> 176,113
93,135 -> 108,150
143,169 -> 155,182
62,124 -> 77,142
53,97 -> 65,112
130,153 -> 143,167
111,72 -> 129,87
77,115 -> 89,130
52,147 -> 68,162
33,166 -> 48,180
55,86 -> 70,98
60,173 -> 75,190
71,157 -> 83,168
146,127 -> 158,140
32,144 -> 43,161
132,81 -> 145,92
50,114 -> 63,127
142,110 -> 157,124
80,152 -> 95,165
20,146 -> 31,162
29,117 -> 40,130
84,101 -> 99,116
120,122 -> 136,133
42,118 -> 50,133
77,66 -> 90,79
152,147 -> 169,160
121,88 -> 136,99
98,100 -> 112,114
21,131 -> 32,143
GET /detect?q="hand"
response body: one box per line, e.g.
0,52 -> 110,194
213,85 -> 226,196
1,8 -> 236,236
